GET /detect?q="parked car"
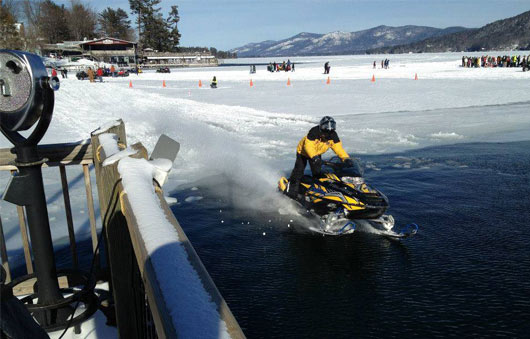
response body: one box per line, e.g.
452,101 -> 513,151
117,69 -> 130,77
76,71 -> 88,80
156,67 -> 171,73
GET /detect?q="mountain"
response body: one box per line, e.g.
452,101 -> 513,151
231,26 -> 469,57
367,10 -> 530,54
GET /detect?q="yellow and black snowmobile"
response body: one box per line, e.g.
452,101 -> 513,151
279,157 -> 389,220
279,157 -> 418,237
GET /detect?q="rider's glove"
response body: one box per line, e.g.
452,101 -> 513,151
310,156 -> 322,168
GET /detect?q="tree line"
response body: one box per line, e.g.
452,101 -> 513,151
0,0 -> 236,58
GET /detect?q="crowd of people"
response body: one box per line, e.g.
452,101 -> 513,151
461,55 -> 530,68
268,60 -> 295,72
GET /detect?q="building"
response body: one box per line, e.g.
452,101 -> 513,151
42,37 -> 218,68
42,37 -> 138,67
80,37 -> 137,66
143,51 -> 218,68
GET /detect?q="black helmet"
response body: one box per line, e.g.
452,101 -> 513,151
319,116 -> 336,133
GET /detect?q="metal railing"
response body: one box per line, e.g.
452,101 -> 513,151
0,140 -> 98,292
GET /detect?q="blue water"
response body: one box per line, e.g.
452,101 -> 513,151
9,140 -> 529,338
171,141 -> 530,338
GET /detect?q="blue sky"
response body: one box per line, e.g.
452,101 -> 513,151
64,0 -> 529,50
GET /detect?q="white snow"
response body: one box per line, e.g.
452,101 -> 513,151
117,157 -> 229,338
430,131 -> 464,140
102,147 -> 137,166
97,133 -> 121,159
92,121 -> 122,135
150,158 -> 174,186
185,196 -> 203,203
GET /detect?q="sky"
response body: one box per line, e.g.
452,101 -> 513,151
57,0 -> 530,50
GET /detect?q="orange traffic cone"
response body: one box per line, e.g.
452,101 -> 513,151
250,79 -> 253,87
163,80 -> 166,87
199,79 -> 202,87
129,80 -> 133,88
287,78 -> 291,86
326,76 -> 330,84
414,73 -> 418,80
371,75 -> 375,82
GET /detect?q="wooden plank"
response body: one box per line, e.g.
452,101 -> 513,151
90,119 -> 126,222
0,159 -> 93,172
0,216 -> 12,283
0,141 -> 93,168
59,165 -> 78,269
13,276 -> 70,297
90,120 -> 149,339
83,164 -> 99,258
11,170 -> 33,274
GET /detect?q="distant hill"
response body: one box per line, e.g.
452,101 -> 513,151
231,26 -> 469,57
367,10 -> 530,54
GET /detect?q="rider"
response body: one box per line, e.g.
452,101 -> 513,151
286,116 -> 354,198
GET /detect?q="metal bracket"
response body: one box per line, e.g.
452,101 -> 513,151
2,172 -> 34,206
150,134 -> 180,163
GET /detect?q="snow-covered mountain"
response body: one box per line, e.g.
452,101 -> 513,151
231,26 -> 468,57
368,10 -> 530,53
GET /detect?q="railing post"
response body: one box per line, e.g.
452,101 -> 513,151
59,165 -> 78,269
82,164 -> 99,265
0,216 -> 11,283
90,121 -> 147,338
11,169 -> 34,275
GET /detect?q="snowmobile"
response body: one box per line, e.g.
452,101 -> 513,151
278,157 -> 417,237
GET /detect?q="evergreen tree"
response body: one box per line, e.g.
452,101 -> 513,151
129,0 -> 161,49
98,7 -> 133,40
129,0 -> 181,52
166,5 -> 181,52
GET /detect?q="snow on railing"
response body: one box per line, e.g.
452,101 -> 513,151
91,119 -> 244,339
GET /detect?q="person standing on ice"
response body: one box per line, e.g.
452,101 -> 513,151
324,61 -> 330,74
87,67 -> 95,83
373,61 -> 376,69
286,116 -> 354,198
210,76 -> 217,88
96,67 -> 103,82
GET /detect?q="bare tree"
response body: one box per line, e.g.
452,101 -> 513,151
0,0 -> 25,49
21,0 -> 42,51
67,0 -> 97,41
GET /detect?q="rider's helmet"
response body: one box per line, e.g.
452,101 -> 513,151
319,116 -> 336,134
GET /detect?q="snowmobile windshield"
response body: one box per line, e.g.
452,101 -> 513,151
322,157 -> 364,177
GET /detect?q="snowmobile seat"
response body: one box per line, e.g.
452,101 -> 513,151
301,175 -> 314,185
